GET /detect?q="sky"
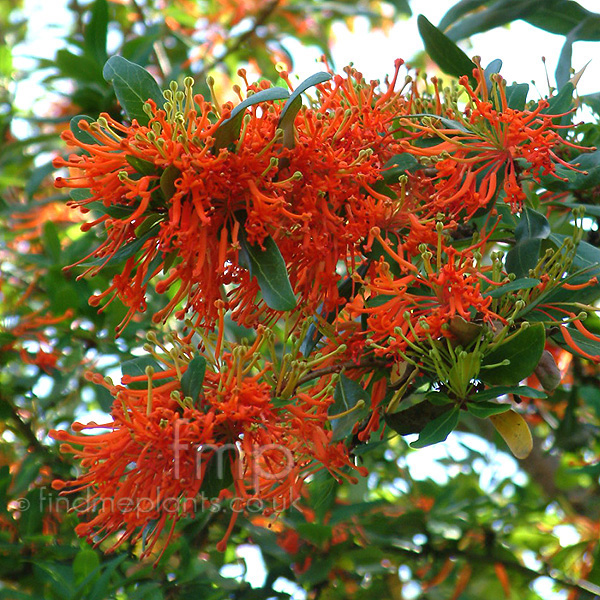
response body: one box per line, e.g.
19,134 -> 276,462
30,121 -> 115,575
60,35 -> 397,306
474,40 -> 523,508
11,1 -> 599,598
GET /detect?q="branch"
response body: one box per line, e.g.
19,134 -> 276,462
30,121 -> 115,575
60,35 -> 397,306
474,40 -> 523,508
295,357 -> 387,388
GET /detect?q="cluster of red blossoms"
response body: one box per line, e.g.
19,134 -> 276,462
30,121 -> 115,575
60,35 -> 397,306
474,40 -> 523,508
51,57 -> 600,561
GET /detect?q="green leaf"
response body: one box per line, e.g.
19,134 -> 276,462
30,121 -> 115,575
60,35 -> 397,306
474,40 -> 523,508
515,207 -> 550,243
483,277 -> 540,299
471,385 -> 547,402
81,222 -> 160,268
102,56 -> 164,126
126,155 -> 158,176
84,0 -> 108,65
552,327 -> 600,361
442,0 -> 540,42
481,323 -> 546,385
56,49 -> 104,84
410,406 -> 460,448
212,86 -> 289,152
200,447 -> 235,498
382,154 -> 424,183
160,164 -> 180,199
329,373 -> 370,442
438,0 -> 489,32
238,232 -> 297,311
73,548 -> 100,585
385,400 -> 453,436
541,150 -> 600,191
525,2 -> 600,39
26,162 -> 56,199
543,81 -> 575,117
467,401 -> 511,418
180,356 -> 206,403
121,355 -> 162,389
389,0 -> 412,15
70,115 -> 97,145
417,15 -> 476,84
278,72 -> 332,148
42,221 -> 61,262
484,58 -> 502,91
505,83 -> 529,110
505,238 -> 541,278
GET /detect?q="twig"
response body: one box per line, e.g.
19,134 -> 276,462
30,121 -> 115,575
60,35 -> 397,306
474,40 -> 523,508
295,357 -> 387,388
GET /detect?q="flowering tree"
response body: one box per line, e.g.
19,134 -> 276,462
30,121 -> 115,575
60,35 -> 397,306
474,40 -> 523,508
3,0 -> 600,598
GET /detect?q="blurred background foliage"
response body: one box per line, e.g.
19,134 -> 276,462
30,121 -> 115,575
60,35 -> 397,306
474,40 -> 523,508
2,1 -> 600,598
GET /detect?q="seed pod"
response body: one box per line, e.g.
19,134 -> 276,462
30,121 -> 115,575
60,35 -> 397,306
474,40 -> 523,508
534,349 -> 562,391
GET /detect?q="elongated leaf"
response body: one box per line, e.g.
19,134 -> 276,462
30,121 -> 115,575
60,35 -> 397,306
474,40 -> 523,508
417,15 -> 475,84
552,327 -> 600,361
467,401 -> 511,418
410,406 -> 460,448
121,355 -> 162,389
102,56 -> 164,126
541,149 -> 600,191
160,164 -> 180,199
505,83 -> 529,110
382,154 -> 424,182
329,373 -> 370,442
481,323 -> 546,385
525,2 -> 600,39
278,72 -> 332,148
489,409 -> 533,459
213,86 -> 289,152
82,223 -> 160,268
484,58 -> 502,91
84,0 -> 108,65
438,0 -> 489,32
543,82 -> 575,117
443,0 -> 540,41
483,277 -> 540,299
238,232 -> 297,311
126,155 -> 158,176
505,238 -> 541,279
180,356 -> 206,403
515,207 -> 550,243
70,115 -> 97,145
471,385 -> 547,402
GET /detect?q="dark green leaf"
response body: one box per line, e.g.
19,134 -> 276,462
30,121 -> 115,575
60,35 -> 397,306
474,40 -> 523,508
471,385 -> 547,402
552,327 -> 600,361
525,2 -> 600,39
200,446 -> 235,498
180,356 -> 206,403
484,58 -> 502,91
73,548 -> 100,585
87,555 -> 127,600
212,86 -> 289,152
515,207 -> 550,243
121,355 -> 162,389
385,400 -> 452,436
438,0 -> 489,32
42,221 -> 61,262
26,162 -> 56,199
81,222 -> 160,268
483,277 -> 540,299
541,150 -> 600,191
278,72 -> 331,148
238,232 -> 297,311
70,115 -> 97,145
543,81 -> 575,117
389,0 -> 412,15
410,406 -> 460,448
505,238 -> 541,278
443,0 -> 540,42
329,373 -> 370,442
102,56 -> 164,126
11,454 -> 41,496
466,401 -> 511,418
126,155 -> 158,176
505,83 -> 529,110
84,0 -> 108,65
382,154 -> 424,183
56,49 -> 104,84
417,15 -> 475,84
481,323 -> 546,385
160,164 -> 180,199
